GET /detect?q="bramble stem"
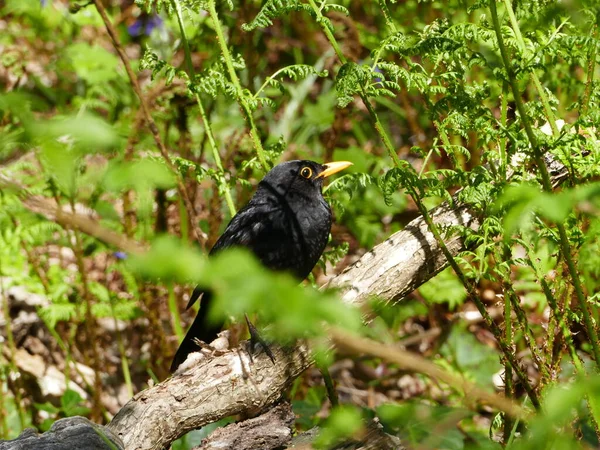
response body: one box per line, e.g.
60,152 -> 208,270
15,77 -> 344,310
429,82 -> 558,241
501,0 -> 559,136
490,0 -> 600,369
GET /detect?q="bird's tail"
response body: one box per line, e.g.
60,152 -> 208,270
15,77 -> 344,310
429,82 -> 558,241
170,290 -> 223,372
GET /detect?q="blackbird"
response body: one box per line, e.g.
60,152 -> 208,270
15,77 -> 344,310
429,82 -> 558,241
170,160 -> 352,372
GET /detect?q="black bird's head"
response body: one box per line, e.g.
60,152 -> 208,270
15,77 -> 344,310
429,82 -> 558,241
259,160 -> 353,201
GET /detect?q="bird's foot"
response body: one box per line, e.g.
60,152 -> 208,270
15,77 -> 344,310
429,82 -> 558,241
192,330 -> 230,356
192,337 -> 215,351
245,314 -> 275,364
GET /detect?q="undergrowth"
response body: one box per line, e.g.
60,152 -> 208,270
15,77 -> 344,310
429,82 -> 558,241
1,0 -> 600,448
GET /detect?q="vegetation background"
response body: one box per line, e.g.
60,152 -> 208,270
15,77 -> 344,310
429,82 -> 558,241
1,0 -> 600,448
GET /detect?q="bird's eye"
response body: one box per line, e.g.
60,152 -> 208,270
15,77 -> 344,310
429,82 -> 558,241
300,167 -> 313,179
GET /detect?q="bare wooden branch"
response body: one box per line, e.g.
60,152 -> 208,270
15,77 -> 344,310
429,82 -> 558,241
327,151 -> 572,306
195,401 -> 295,450
327,201 -> 479,306
107,344 -> 311,449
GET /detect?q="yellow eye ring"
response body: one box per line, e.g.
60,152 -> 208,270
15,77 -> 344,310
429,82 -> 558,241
300,167 -> 313,179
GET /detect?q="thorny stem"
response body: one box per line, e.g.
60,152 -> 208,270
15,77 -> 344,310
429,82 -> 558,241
206,0 -> 269,171
411,192 -> 541,407
309,0 -> 539,406
539,276 -> 583,372
490,0 -> 600,370
581,25 -> 598,117
501,0 -> 559,137
503,280 -> 513,444
172,0 -> 236,217
498,247 -> 550,381
92,0 -> 206,246
536,266 -> 600,440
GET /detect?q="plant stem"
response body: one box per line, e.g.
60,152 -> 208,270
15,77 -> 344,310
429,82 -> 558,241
112,303 -> 134,399
307,0 -> 346,62
92,0 -> 206,245
377,0 -> 398,32
206,0 -> 269,171
361,96 -> 403,167
503,279 -> 513,444
70,211 -> 104,421
490,0 -> 600,369
501,0 -> 559,136
168,282 -> 184,341
581,25 -> 598,117
318,363 -> 339,407
500,81 -> 508,180
171,0 -> 236,217
306,0 -> 403,167
308,0 -> 539,405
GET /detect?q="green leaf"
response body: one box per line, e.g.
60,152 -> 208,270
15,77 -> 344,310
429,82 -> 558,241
314,405 -> 363,448
241,0 -> 311,31
65,43 -> 121,85
335,62 -> 371,108
34,113 -> 119,152
418,267 -> 466,310
104,159 -> 176,192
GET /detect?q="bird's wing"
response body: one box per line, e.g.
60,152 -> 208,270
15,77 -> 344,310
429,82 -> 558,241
210,200 -> 279,254
186,201 -> 278,311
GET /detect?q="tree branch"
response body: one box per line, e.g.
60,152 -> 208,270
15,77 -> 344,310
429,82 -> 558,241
107,344 -> 311,449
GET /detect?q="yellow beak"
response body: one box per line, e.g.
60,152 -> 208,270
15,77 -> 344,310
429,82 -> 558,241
317,161 -> 353,179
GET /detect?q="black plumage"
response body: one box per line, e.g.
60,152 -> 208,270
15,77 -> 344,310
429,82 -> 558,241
170,159 -> 352,371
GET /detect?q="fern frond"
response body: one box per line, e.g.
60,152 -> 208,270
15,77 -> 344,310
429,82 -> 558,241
242,0 -> 311,31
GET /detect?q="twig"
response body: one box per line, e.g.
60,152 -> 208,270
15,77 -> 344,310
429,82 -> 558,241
328,328 -> 529,420
0,174 -> 144,254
